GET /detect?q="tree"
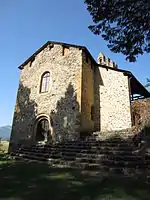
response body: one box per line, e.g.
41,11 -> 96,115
145,78 -> 150,90
84,0 -> 150,62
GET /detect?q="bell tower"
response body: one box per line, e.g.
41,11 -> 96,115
97,52 -> 118,69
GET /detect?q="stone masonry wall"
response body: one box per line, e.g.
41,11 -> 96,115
81,51 -> 95,132
131,98 -> 150,151
131,97 -> 150,127
94,67 -> 132,131
10,44 -> 82,145
94,67 -> 103,131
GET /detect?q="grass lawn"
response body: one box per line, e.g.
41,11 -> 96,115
0,155 -> 150,200
0,140 -> 9,153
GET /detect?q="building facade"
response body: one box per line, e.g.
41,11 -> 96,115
10,41 -> 150,147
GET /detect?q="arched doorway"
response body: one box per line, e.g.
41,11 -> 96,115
36,117 -> 50,142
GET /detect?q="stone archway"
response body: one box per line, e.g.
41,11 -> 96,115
35,115 -> 51,143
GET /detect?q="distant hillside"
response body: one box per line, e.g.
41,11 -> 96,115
0,125 -> 11,140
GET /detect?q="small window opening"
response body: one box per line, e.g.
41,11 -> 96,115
48,43 -> 54,50
29,57 -> 35,67
91,105 -> 94,121
99,58 -> 102,64
62,46 -> 69,56
85,53 -> 88,63
113,62 -> 116,68
91,62 -> 94,70
103,56 -> 106,62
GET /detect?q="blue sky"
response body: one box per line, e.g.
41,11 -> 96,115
0,0 -> 150,126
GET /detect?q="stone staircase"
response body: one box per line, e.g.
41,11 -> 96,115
11,136 -> 150,178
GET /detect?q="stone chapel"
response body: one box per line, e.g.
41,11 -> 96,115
10,41 -> 150,146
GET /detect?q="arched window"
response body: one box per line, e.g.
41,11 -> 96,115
40,72 -> 50,93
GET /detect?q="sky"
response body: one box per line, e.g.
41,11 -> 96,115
0,0 -> 150,126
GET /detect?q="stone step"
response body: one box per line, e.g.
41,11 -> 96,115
34,140 -> 135,147
17,147 -> 138,158
14,150 -> 145,168
15,149 -> 142,162
14,151 -> 61,160
22,145 -> 136,153
28,144 -> 135,149
13,153 -> 147,176
21,148 -> 142,161
80,149 -> 137,155
14,152 -> 48,162
76,153 -> 142,161
18,148 -> 80,154
76,157 -> 144,167
42,142 -> 135,147
15,150 -> 77,161
17,146 -> 140,158
54,142 -> 134,146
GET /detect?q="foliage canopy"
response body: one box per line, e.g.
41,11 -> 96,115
85,0 -> 150,62
145,78 -> 150,89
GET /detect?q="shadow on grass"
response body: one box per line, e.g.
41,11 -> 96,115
0,159 -> 150,200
